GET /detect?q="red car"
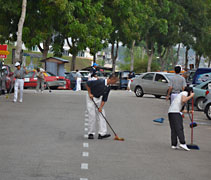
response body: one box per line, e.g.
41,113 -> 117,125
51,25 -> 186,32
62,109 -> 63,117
24,70 -> 71,90
1,65 -> 14,93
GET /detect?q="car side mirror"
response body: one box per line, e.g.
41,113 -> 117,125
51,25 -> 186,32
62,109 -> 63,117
162,79 -> 167,83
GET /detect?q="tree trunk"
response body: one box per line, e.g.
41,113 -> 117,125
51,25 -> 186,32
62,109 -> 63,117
208,57 -> 211,67
184,46 -> 190,70
146,41 -> 154,72
71,55 -> 76,71
130,40 -> 135,71
147,52 -> 154,72
176,43 -> 180,63
111,42 -> 119,73
93,54 -> 96,63
15,0 -> 27,63
195,54 -> 201,68
141,47 -> 145,60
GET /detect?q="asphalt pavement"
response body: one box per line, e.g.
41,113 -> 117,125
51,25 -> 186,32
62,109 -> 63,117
0,90 -> 210,180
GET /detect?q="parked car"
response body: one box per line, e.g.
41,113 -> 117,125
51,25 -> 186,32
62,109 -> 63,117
65,71 -> 89,90
24,70 -> 70,90
203,88 -> 211,120
130,72 -> 175,98
183,69 -> 196,85
111,71 -> 132,90
193,80 -> 211,111
192,68 -> 211,85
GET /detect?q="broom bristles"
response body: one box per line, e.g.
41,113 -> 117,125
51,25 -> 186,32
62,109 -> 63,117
114,136 -> 124,141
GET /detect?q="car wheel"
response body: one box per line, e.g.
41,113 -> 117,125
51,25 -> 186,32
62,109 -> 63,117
154,95 -> 161,98
205,104 -> 211,120
135,86 -> 144,97
196,97 -> 205,111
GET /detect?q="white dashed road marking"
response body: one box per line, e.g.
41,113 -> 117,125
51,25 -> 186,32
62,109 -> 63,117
81,163 -> 88,169
82,152 -> 89,157
83,142 -> 89,148
84,134 -> 88,138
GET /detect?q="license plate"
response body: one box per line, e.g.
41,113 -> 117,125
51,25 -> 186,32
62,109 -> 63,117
24,78 -> 30,82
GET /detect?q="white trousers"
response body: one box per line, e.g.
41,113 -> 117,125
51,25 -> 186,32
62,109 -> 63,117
14,79 -> 24,102
127,79 -> 131,90
86,94 -> 107,136
76,78 -> 81,91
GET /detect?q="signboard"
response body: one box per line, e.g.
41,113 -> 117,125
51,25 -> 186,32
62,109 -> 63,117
0,44 -> 9,58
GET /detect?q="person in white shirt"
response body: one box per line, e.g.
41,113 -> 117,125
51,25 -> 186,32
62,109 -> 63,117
13,62 -> 28,103
168,86 -> 194,151
75,69 -> 82,91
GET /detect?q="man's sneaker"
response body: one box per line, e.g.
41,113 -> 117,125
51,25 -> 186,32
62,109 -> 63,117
88,134 -> 94,139
98,134 -> 111,139
179,144 -> 190,151
171,146 -> 179,149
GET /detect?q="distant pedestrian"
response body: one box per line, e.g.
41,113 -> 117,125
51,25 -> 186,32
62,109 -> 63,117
166,65 -> 186,103
36,68 -> 45,93
75,69 -> 82,91
89,63 -> 98,80
0,66 -> 7,95
127,71 -> 135,92
168,86 -> 194,151
13,62 -> 28,103
85,74 -> 118,140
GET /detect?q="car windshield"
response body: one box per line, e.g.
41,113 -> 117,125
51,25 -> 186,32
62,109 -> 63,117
80,72 -> 89,77
24,71 -> 34,78
46,72 -> 56,76
122,72 -> 129,78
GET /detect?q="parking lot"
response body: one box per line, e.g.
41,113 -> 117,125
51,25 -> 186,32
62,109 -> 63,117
0,90 -> 210,180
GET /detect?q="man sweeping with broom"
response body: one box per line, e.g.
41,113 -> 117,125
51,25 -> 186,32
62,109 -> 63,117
168,86 -> 194,151
85,74 -> 118,140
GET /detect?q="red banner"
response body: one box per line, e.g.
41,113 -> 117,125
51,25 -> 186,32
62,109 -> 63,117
0,44 -> 8,58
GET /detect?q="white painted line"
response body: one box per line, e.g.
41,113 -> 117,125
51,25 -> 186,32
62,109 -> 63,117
81,163 -> 88,169
80,178 -> 88,180
84,134 -> 88,138
84,128 -> 88,131
82,152 -> 89,157
84,123 -> 89,126
83,143 -> 89,148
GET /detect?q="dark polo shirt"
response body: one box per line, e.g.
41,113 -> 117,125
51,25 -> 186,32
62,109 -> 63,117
86,79 -> 111,102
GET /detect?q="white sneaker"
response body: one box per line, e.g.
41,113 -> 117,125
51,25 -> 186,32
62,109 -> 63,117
179,144 -> 190,151
19,100 -> 22,103
171,146 -> 179,149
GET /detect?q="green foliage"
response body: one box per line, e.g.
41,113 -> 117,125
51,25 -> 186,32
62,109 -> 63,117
119,46 -> 159,73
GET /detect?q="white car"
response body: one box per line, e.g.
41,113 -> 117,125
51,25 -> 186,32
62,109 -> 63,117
130,72 -> 175,98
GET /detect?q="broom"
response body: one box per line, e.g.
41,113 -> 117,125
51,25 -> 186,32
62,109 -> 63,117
92,99 -> 124,141
187,98 -> 199,150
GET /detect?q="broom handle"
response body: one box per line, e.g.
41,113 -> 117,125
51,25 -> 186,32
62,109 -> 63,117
191,98 -> 194,144
92,99 -> 117,136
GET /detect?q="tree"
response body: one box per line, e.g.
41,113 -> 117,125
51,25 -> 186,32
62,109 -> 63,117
23,0 -> 69,59
103,0 -> 140,72
62,0 -> 112,71
15,0 -> 27,63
